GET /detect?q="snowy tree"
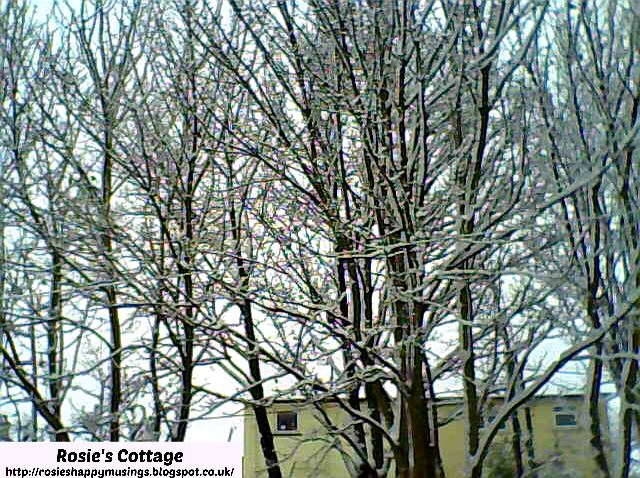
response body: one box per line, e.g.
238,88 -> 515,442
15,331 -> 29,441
1,1 -> 639,478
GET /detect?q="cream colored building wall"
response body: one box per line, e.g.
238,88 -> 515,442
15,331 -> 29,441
244,397 -> 608,478
243,401 -> 352,478
436,396 -> 608,477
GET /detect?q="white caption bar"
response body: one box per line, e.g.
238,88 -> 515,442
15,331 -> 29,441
0,443 -> 242,478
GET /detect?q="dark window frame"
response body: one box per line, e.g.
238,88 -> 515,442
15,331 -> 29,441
554,413 -> 577,427
275,411 -> 298,433
553,405 -> 578,428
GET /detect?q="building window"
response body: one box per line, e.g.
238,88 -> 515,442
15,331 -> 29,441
553,406 -> 577,427
276,411 -> 298,432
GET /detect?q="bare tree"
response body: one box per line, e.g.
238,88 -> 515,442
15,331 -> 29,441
529,2 -> 640,477
0,0 -> 73,441
2,2 -> 640,478
191,1 -> 577,477
44,0 -> 145,440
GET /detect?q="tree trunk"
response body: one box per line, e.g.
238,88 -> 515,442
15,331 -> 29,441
48,248 -> 65,441
102,127 -> 121,442
229,170 -> 282,478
